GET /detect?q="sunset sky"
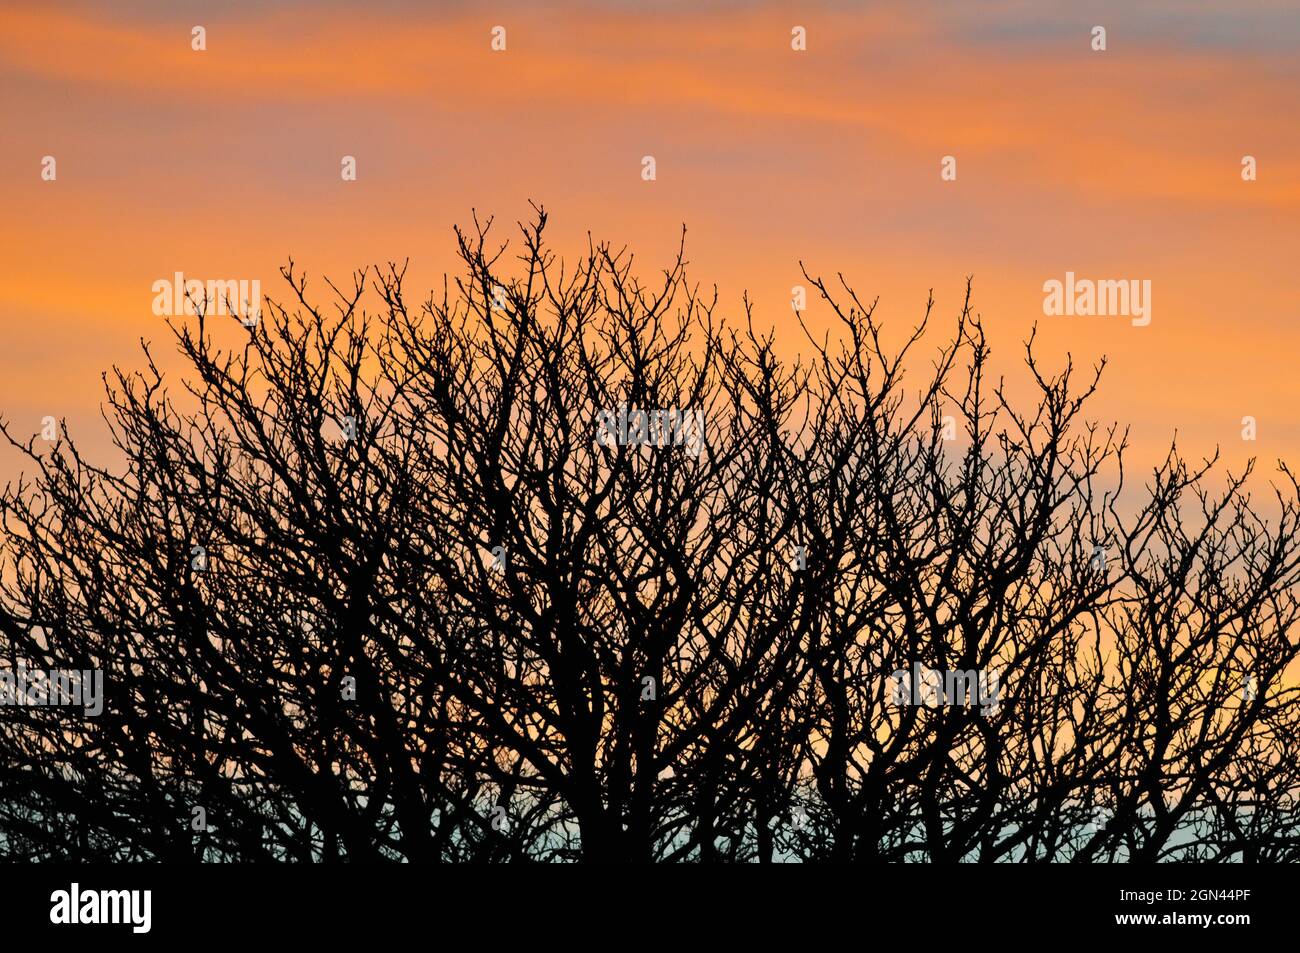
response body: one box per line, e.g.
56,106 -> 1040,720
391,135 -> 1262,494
2,0 -> 1297,478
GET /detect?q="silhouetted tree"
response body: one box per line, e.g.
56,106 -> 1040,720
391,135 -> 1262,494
1,207 -> 1297,862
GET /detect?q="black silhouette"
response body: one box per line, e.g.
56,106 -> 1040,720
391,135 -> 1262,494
2,208 -> 1297,862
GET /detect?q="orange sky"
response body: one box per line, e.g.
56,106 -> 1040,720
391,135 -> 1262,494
1,0 -> 1297,478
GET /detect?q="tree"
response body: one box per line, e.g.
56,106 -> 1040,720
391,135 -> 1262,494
1,207 -> 1297,862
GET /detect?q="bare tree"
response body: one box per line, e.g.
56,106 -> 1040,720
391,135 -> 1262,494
1,207 -> 1297,862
